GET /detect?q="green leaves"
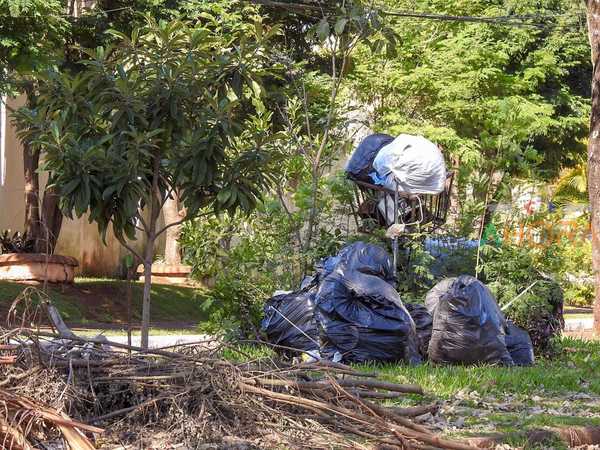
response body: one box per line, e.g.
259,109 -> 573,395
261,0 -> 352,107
334,18 -> 348,35
13,11 -> 280,243
0,0 -> 68,95
316,18 -> 330,42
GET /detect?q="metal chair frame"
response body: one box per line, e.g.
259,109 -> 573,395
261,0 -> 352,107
349,171 -> 455,276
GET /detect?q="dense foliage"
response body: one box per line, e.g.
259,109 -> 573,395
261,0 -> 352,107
0,0 -> 68,94
3,0 -> 593,339
13,9 -> 283,346
173,0 -> 592,335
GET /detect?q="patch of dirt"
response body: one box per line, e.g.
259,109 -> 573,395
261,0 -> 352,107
564,307 -> 594,315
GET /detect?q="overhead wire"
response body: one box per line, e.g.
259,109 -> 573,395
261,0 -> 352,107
2,6 -> 133,19
382,9 -> 584,26
251,0 -> 587,31
2,1 -> 588,31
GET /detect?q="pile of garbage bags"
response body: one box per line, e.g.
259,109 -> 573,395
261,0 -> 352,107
425,276 -> 534,366
262,242 -> 421,364
261,247 -> 534,367
260,289 -> 319,357
346,133 -> 447,195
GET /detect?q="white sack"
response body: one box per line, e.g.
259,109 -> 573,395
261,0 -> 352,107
372,134 -> 446,194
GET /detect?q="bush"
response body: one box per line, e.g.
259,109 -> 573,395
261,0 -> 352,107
480,243 -> 564,352
539,238 -> 593,307
197,273 -> 269,338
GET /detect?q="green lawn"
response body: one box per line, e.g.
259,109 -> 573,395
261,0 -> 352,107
0,278 -> 208,326
374,337 -> 600,448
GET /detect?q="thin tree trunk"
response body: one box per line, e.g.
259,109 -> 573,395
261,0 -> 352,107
23,142 -> 41,242
141,246 -> 154,349
140,149 -> 162,349
448,155 -> 460,224
586,0 -> 600,336
163,195 -> 183,265
35,186 -> 63,254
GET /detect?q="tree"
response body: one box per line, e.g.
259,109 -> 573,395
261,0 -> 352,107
17,13 -> 280,348
349,0 -> 590,230
1,0 -> 70,253
586,0 -> 600,335
254,1 -> 393,271
0,0 -> 67,95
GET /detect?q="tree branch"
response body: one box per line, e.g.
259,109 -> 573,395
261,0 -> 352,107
155,217 -> 188,238
115,234 -> 144,262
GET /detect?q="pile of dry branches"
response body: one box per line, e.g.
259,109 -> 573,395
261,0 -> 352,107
0,288 -> 478,449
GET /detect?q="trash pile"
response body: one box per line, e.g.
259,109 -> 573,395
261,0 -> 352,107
0,288 -> 477,450
346,133 -> 448,227
346,133 -> 447,195
263,251 -> 535,367
263,242 -> 422,364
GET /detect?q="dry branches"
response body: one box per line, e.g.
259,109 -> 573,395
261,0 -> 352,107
0,290 -> 478,449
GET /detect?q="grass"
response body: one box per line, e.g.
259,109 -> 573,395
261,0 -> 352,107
370,337 -> 600,448
0,278 -> 209,326
226,337 -> 600,449
360,337 -> 600,398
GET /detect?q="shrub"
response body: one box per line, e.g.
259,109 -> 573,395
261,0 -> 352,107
539,238 -> 593,307
481,243 -> 564,352
0,230 -> 34,254
488,278 -> 564,351
197,273 -> 269,339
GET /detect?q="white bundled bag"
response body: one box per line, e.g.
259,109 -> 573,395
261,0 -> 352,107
372,134 -> 446,194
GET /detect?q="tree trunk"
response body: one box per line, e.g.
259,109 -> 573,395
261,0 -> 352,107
21,84 -> 63,255
141,243 -> 154,350
586,0 -> 600,336
448,155 -> 460,224
163,195 -> 183,265
35,186 -> 63,254
23,142 -> 41,242
140,149 -> 162,349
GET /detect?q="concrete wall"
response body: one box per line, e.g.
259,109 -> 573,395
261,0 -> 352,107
0,95 -> 165,277
0,96 -> 27,232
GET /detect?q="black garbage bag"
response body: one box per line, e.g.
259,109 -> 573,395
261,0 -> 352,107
405,303 -> 433,358
336,241 -> 397,286
505,320 -> 535,366
300,253 -> 347,290
261,289 -> 319,355
426,275 -> 514,366
346,133 -> 394,182
315,244 -> 421,364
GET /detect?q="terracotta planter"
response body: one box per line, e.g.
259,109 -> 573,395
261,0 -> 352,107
136,263 -> 192,285
0,253 -> 79,283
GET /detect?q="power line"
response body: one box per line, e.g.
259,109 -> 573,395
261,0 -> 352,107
3,6 -> 133,19
382,9 -> 586,29
251,1 -> 586,30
